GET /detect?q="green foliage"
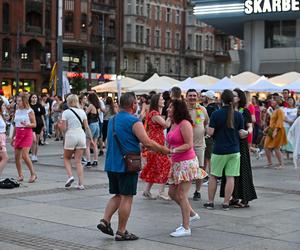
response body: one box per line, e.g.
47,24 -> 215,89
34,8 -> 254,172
142,62 -> 157,81
71,71 -> 86,94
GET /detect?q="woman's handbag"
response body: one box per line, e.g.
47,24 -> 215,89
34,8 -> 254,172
112,117 -> 141,173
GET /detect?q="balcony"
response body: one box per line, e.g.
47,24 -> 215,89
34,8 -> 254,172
185,49 -> 202,58
91,30 -> 116,44
21,61 -> 34,70
123,42 -> 146,52
91,2 -> 116,14
0,60 -> 11,69
25,25 -> 42,34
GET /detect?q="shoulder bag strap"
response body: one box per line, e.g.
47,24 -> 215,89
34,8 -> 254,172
69,108 -> 84,130
112,116 -> 125,156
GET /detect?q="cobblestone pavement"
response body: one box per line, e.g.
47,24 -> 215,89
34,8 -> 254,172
1,140 -> 300,250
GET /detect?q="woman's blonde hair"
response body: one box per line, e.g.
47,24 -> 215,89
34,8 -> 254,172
18,94 -> 30,109
67,94 -> 79,108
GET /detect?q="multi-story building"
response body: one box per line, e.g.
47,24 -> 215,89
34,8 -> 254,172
0,0 -> 57,96
120,0 -> 237,80
62,0 -> 120,85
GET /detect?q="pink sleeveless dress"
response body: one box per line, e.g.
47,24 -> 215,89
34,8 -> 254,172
166,120 -> 207,185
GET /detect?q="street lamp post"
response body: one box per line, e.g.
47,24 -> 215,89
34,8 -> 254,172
16,22 -> 20,94
57,0 -> 63,97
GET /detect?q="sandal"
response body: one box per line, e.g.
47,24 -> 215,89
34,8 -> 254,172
229,199 -> 239,206
234,202 -> 249,208
97,219 -> 114,236
28,175 -> 37,183
17,176 -> 24,182
115,230 -> 139,241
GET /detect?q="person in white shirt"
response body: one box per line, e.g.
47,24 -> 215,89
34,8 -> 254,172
60,94 -> 94,190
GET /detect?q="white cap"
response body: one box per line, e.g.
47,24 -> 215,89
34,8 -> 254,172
203,90 -> 216,100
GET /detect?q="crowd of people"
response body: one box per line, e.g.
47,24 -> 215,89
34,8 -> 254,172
0,86 -> 299,240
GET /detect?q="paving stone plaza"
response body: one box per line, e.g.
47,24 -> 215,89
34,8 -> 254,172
1,141 -> 300,250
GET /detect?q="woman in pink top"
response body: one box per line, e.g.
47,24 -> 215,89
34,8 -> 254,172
167,100 -> 207,237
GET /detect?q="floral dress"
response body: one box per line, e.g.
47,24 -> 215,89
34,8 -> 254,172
140,110 -> 171,184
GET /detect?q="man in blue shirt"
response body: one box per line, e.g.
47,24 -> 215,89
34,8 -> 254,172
97,92 -> 170,241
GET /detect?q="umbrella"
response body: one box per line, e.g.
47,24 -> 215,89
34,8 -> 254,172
178,77 -> 204,91
210,77 -> 239,91
245,79 -> 281,92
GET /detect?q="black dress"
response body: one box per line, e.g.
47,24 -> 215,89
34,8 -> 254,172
220,108 -> 257,203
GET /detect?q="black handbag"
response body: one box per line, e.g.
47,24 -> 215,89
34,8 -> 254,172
112,117 -> 141,173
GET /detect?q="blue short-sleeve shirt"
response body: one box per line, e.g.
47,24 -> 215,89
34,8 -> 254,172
105,111 -> 141,173
209,106 -> 244,155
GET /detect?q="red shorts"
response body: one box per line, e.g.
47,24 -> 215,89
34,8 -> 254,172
15,128 -> 33,149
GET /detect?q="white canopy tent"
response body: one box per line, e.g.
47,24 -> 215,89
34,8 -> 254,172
269,72 -> 300,87
160,76 -> 180,86
177,77 -> 204,91
210,77 -> 239,91
129,73 -> 174,94
192,75 -> 219,89
92,77 -> 141,93
245,79 -> 282,92
231,71 -> 263,88
283,78 -> 300,92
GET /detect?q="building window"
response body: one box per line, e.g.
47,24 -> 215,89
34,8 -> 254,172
146,28 -> 150,46
176,10 -> 180,24
123,56 -> 128,69
127,0 -> 132,14
136,0 -> 144,16
2,38 -> 10,61
155,30 -> 160,48
165,31 -> 171,49
196,35 -> 202,52
205,35 -> 209,50
135,25 -> 144,44
165,58 -> 172,73
156,6 -> 160,20
146,3 -> 151,18
175,33 -> 180,49
188,11 -> 193,25
265,20 -> 296,48
155,57 -> 160,72
187,34 -> 193,50
134,58 -> 140,72
145,56 -> 150,71
3,3 -> 10,32
126,24 -> 132,42
81,14 -> 87,32
166,8 -> 171,23
64,12 -> 73,32
210,36 -> 213,51
175,59 -> 180,73
46,9 -> 51,30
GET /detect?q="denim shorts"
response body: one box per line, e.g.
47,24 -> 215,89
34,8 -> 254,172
89,122 -> 100,139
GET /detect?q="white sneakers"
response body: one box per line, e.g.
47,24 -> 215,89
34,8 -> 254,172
170,226 -> 191,237
31,155 -> 38,162
175,213 -> 200,231
75,184 -> 85,190
65,176 -> 74,187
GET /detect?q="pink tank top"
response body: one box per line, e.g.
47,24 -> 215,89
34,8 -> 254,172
166,120 -> 196,163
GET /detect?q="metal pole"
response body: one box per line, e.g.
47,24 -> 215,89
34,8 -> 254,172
101,14 -> 105,73
57,0 -> 63,97
16,22 -> 20,94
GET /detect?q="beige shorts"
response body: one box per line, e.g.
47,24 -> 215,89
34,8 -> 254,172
194,146 -> 205,168
64,129 -> 86,150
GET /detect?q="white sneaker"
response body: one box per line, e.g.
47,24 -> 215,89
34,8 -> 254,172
65,176 -> 74,187
75,184 -> 85,190
170,227 -> 191,237
142,191 -> 156,200
176,213 -> 200,231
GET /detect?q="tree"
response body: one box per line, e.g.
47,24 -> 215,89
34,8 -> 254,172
71,67 -> 86,94
142,62 -> 157,81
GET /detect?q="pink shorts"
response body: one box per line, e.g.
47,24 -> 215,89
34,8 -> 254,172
15,128 -> 33,149
0,133 -> 7,152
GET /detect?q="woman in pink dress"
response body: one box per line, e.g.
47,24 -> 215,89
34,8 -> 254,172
167,99 -> 207,237
140,94 -> 171,200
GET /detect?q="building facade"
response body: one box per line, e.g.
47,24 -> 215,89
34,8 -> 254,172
120,0 -> 237,80
192,0 -> 300,76
0,0 -> 57,96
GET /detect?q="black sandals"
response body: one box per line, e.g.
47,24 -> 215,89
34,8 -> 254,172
115,230 -> 139,241
97,219 -> 114,236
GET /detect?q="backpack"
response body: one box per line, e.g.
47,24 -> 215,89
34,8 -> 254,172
0,178 -> 20,189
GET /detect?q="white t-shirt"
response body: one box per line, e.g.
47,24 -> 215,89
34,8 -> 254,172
14,108 -> 33,128
0,95 -> 10,106
283,107 -> 298,128
62,108 -> 87,130
0,115 -> 6,133
98,99 -> 105,123
43,102 -> 50,116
